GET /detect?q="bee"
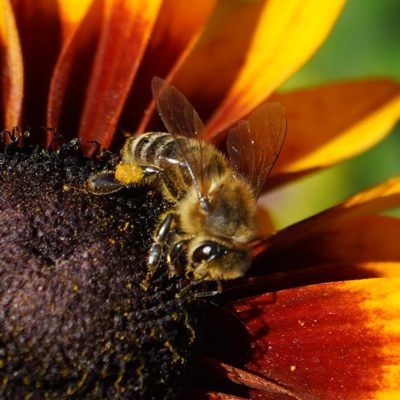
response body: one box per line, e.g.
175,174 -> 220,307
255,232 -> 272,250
84,77 -> 286,283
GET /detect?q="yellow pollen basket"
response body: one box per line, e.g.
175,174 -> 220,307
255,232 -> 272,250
115,162 -> 144,185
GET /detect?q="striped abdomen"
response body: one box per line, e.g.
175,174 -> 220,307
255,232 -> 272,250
121,132 -> 226,201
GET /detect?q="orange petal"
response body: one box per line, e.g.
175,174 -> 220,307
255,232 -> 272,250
268,79 -> 400,185
191,388 -> 248,400
256,215 -> 400,273
173,0 -> 269,122
358,262 -> 400,279
222,263 -> 400,301
257,177 -> 400,255
0,0 -> 23,129
203,394 -> 248,400
256,206 -> 275,237
204,0 -> 345,138
47,0 -> 103,142
202,356 -> 307,400
77,0 -> 162,152
127,0 -> 216,133
10,0 -> 65,133
232,278 -> 400,400
56,0 -> 93,39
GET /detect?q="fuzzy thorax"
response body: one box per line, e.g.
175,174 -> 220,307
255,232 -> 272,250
179,173 -> 257,245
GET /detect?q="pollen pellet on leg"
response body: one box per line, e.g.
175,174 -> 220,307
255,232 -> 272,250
115,162 -> 144,184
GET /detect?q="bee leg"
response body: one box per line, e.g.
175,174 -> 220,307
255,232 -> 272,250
175,280 -> 222,299
64,170 -> 125,195
142,213 -> 175,290
193,280 -> 223,298
142,165 -> 163,177
148,243 -> 163,268
85,165 -> 161,194
114,161 -> 163,187
168,239 -> 189,278
87,170 -> 126,194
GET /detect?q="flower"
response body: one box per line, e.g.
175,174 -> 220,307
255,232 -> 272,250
0,0 -> 400,399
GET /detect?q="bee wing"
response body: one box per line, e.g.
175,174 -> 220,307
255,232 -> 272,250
151,77 -> 208,198
227,102 -> 287,197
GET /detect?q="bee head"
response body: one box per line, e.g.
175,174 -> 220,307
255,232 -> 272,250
188,239 -> 251,281
179,175 -> 257,281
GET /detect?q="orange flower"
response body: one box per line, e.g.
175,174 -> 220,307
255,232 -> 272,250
0,1 -> 399,399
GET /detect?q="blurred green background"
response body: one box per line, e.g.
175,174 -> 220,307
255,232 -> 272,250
265,0 -> 400,228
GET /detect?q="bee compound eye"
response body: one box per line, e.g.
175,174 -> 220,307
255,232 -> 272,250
192,242 -> 221,264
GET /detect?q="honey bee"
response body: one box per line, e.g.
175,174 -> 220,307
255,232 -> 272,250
84,77 -> 286,283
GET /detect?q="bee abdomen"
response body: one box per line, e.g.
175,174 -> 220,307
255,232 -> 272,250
126,132 -> 190,199
126,132 -> 172,165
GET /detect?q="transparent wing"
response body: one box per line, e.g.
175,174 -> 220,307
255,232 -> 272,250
227,102 -> 287,197
151,76 -> 208,199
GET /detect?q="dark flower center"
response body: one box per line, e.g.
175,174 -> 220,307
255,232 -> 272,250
0,139 -> 203,399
